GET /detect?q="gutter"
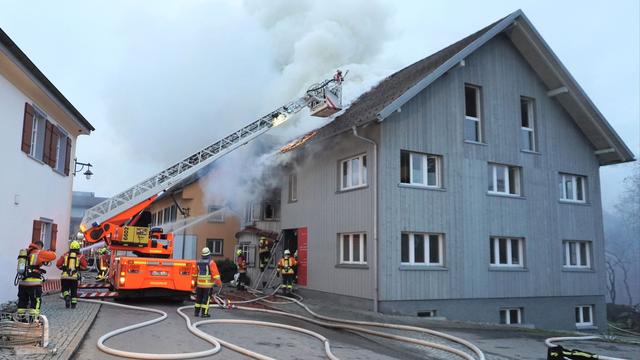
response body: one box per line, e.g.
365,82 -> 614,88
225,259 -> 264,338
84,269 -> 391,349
351,125 -> 379,313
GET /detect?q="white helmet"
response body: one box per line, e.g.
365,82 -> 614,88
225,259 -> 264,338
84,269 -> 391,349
284,249 -> 291,256
201,247 -> 211,256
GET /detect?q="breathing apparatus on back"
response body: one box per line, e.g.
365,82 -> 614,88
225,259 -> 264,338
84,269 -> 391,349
15,248 -> 28,285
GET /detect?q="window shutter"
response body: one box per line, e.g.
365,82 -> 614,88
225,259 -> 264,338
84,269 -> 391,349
43,121 -> 53,165
50,223 -> 58,251
64,137 -> 72,176
49,127 -> 60,168
32,220 -> 42,243
22,103 -> 35,153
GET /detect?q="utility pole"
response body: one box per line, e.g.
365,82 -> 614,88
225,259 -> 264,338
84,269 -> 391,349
181,207 -> 190,259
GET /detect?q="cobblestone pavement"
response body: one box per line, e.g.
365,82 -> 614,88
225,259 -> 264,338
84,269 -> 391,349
1,294 -> 100,360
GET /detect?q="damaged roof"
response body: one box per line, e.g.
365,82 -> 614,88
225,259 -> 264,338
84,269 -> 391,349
285,10 -> 634,165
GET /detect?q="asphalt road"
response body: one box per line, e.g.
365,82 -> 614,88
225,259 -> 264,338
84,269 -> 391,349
72,299 -> 431,360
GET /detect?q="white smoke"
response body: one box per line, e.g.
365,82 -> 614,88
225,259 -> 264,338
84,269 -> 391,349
201,0 -> 397,212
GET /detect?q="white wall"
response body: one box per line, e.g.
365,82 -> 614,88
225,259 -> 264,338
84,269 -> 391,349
0,74 -> 75,302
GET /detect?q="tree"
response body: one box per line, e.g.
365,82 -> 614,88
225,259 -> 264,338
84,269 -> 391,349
606,257 -> 616,304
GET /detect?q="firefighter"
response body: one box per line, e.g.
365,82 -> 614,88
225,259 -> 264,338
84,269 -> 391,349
56,240 -> 88,309
333,69 -> 344,83
96,247 -> 110,281
194,247 -> 221,318
258,237 -> 272,272
276,249 -> 297,295
16,241 -> 56,320
235,249 -> 248,290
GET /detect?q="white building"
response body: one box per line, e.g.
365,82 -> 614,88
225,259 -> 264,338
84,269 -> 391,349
0,27 -> 94,301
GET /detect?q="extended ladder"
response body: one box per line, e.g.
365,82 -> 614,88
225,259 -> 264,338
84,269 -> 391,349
80,74 -> 344,230
252,232 -> 284,291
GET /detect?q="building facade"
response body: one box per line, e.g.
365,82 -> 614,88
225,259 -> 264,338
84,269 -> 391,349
0,28 -> 94,301
146,171 -> 240,261
275,11 -> 634,330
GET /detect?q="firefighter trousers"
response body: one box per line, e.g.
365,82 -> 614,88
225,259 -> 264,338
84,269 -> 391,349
237,272 -> 249,290
61,279 -> 79,308
282,274 -> 294,292
195,287 -> 212,316
259,252 -> 269,272
17,285 -> 43,316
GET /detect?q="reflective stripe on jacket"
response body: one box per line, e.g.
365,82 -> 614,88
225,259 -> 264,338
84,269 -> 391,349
277,257 -> 297,275
19,249 -> 56,286
195,258 -> 221,288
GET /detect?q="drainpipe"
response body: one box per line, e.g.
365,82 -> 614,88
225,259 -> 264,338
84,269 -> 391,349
351,125 -> 379,313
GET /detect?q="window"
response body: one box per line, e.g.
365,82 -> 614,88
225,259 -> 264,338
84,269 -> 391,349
340,154 -> 367,190
32,219 -> 57,251
263,202 -> 280,220
30,111 -> 46,160
339,233 -> 367,264
170,205 -> 178,222
520,97 -> 536,151
237,243 -> 256,267
288,173 -> 298,202
464,85 -> 482,142
488,163 -> 522,196
559,173 -> 587,203
206,239 -> 224,256
151,212 -> 157,226
400,151 -> 442,187
40,222 -> 52,249
490,237 -> 524,267
500,308 -> 522,325
401,233 -> 443,266
417,310 -> 437,318
575,305 -> 593,326
563,241 -> 591,268
208,205 -> 225,223
55,129 -> 69,173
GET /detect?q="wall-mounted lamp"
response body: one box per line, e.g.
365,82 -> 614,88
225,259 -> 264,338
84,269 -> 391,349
73,159 -> 94,180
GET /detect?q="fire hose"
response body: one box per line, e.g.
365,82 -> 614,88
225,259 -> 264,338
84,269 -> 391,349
544,336 -> 629,360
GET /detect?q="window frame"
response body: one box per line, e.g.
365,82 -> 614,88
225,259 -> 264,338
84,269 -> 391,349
288,173 -> 298,202
29,109 -> 47,161
400,150 -> 442,188
488,163 -> 522,196
54,127 -> 69,174
400,232 -> 444,266
339,233 -> 367,265
490,237 -> 524,268
499,308 -> 522,325
207,205 -> 225,223
464,84 -> 483,143
575,305 -> 594,326
559,173 -> 587,203
563,240 -> 592,269
340,154 -> 367,191
206,239 -> 224,256
520,97 -> 536,151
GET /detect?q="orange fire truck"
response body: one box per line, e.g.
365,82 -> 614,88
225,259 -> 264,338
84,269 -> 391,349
79,72 -> 345,299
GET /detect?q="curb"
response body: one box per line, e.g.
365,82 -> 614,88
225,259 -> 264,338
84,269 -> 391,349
50,302 -> 101,360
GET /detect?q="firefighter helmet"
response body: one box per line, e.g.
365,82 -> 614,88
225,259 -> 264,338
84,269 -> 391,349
284,249 -> 291,256
70,240 -> 81,250
202,247 -> 211,256
236,249 -> 242,256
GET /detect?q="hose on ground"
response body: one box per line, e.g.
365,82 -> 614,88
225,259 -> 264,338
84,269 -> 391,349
544,336 -> 629,360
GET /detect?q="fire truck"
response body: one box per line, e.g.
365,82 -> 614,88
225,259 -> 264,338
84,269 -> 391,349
78,72 -> 345,299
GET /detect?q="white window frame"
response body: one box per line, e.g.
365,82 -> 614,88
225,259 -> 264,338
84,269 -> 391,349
520,97 -> 536,151
339,233 -> 367,265
563,240 -> 592,269
575,305 -> 594,326
490,237 -> 524,267
207,205 -> 225,223
29,116 -> 39,157
401,151 -> 442,188
560,173 -> 587,203
289,173 -> 298,202
207,239 -> 224,256
401,233 -> 444,266
499,308 -> 522,325
40,221 -> 52,250
464,84 -> 482,142
488,163 -> 522,196
340,154 -> 367,191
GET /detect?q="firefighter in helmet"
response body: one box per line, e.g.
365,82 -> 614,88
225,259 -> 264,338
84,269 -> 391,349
16,240 -> 56,320
277,249 -> 297,295
235,249 -> 248,290
96,247 -> 110,281
56,240 -> 88,309
194,247 -> 221,318
258,236 -> 272,272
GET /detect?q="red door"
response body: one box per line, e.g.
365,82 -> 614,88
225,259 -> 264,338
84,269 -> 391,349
297,227 -> 308,286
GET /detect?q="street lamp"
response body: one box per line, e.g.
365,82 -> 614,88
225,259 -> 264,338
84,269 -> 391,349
73,159 -> 94,180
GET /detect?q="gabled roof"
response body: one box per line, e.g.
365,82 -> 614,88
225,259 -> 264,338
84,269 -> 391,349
297,10 -> 634,165
0,27 -> 94,132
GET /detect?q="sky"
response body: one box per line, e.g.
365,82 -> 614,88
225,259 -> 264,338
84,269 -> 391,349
1,0 -> 638,213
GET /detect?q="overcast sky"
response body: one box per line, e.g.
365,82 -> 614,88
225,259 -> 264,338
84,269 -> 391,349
1,0 -> 638,213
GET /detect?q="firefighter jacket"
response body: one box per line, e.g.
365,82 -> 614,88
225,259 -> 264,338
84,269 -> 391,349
277,256 -> 297,275
98,254 -> 110,270
56,251 -> 88,280
236,255 -> 247,273
258,239 -> 272,254
19,248 -> 56,286
195,257 -> 221,288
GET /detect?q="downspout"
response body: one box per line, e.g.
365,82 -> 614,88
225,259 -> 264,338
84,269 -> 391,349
351,125 -> 379,313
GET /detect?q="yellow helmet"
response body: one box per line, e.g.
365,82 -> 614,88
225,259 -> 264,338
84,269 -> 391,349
70,240 -> 81,250
236,249 -> 243,256
98,247 -> 107,255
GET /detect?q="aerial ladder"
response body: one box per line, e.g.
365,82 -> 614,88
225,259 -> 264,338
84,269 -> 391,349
78,71 -> 345,299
